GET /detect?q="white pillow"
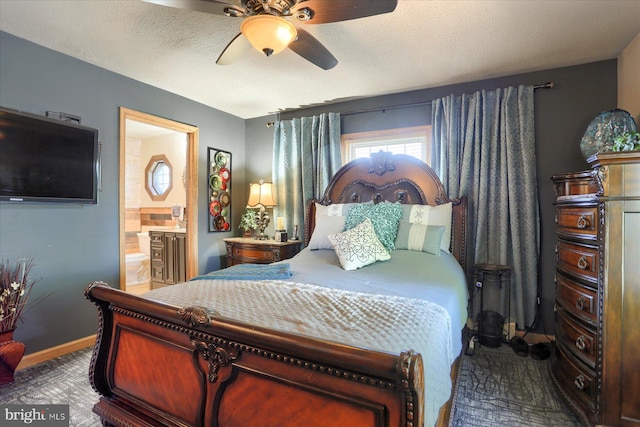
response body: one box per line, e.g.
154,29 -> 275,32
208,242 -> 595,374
328,218 -> 390,271
308,203 -> 355,250
315,202 -> 355,217
401,203 -> 452,253
307,215 -> 346,250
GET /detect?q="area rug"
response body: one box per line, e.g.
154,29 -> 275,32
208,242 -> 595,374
448,343 -> 581,427
0,348 -> 100,426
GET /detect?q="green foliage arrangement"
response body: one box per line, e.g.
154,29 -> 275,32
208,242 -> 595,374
611,131 -> 640,152
238,208 -> 258,233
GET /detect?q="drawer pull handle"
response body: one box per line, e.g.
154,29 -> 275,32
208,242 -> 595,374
576,215 -> 589,229
577,256 -> 588,270
574,374 -> 586,391
576,335 -> 587,351
576,296 -> 585,311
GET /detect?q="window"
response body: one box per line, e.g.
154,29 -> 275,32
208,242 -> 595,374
145,154 -> 173,201
152,162 -> 171,194
341,126 -> 431,165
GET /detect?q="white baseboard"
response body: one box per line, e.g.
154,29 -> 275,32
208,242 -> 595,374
16,335 -> 96,371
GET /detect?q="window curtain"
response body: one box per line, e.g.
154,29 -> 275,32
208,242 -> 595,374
272,113 -> 342,243
431,85 -> 539,329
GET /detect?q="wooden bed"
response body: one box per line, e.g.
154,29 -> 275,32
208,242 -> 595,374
85,151 -> 467,427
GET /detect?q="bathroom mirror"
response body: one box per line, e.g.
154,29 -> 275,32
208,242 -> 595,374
145,154 -> 173,201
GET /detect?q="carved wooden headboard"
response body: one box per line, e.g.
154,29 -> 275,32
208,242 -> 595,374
305,151 -> 468,272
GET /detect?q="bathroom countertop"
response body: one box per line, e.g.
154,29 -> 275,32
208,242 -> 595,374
146,227 -> 186,233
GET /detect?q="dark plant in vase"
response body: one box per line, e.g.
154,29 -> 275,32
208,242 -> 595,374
0,257 -> 39,385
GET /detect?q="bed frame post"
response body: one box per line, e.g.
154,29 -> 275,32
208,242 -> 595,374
84,281 -> 115,398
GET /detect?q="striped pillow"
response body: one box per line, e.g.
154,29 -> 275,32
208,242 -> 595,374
401,203 -> 452,253
394,221 -> 445,256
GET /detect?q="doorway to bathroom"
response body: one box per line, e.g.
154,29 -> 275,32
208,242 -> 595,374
119,108 -> 199,294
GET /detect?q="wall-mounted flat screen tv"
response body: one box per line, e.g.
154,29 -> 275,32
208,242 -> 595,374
0,107 -> 100,204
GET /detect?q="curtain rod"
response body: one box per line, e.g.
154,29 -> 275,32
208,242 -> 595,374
267,81 -> 554,125
341,81 -> 554,117
534,81 -> 554,89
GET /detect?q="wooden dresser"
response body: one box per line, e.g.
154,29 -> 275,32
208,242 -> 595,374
224,237 -> 302,267
550,152 -> 640,427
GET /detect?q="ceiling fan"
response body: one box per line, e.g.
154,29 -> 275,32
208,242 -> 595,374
143,0 -> 398,70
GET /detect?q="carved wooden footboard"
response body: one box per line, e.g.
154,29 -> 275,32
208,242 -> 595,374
85,281 -> 425,427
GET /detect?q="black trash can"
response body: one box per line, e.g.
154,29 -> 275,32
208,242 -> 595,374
478,310 -> 505,347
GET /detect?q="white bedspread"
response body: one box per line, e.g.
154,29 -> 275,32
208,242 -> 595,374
144,279 -> 454,427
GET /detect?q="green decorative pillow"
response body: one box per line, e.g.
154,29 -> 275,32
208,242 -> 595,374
328,218 -> 390,270
344,201 -> 403,251
395,221 -> 445,256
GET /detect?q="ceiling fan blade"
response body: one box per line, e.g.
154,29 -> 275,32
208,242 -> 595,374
216,33 -> 252,65
292,0 -> 397,24
288,28 -> 338,70
142,0 -> 243,17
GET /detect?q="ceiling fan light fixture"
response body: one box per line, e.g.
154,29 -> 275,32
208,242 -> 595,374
240,15 -> 297,57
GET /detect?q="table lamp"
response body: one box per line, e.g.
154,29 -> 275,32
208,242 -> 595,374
246,180 -> 276,240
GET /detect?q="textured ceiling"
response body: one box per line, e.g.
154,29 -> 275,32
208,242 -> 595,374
1,0 -> 639,119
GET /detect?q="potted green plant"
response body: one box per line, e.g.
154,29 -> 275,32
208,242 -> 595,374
238,208 -> 258,237
0,257 -> 39,384
611,131 -> 640,152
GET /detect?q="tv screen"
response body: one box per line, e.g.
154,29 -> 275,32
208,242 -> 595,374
0,107 -> 99,204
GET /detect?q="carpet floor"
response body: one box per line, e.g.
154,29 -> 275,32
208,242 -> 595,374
0,344 -> 579,426
0,348 -> 101,426
449,343 -> 581,427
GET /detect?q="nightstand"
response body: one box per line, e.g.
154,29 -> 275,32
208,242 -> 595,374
224,237 -> 302,267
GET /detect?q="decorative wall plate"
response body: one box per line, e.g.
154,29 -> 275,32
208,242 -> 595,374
208,148 -> 232,232
218,191 -> 230,207
580,109 -> 636,160
215,151 -> 228,167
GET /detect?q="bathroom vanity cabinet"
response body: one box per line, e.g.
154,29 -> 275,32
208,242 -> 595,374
150,230 -> 186,289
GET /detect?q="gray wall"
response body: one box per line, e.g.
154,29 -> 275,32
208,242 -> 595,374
0,32 -> 246,353
245,60 -> 618,334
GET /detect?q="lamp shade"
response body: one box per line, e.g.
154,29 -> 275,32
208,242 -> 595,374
240,15 -> 297,57
247,180 -> 276,208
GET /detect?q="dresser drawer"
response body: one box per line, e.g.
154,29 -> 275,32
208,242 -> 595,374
556,206 -> 598,240
552,171 -> 599,198
552,343 -> 597,414
151,264 -> 164,281
151,246 -> 164,263
150,232 -> 164,245
556,273 -> 597,324
556,240 -> 598,284
556,308 -> 596,368
232,246 -> 276,263
224,239 -> 302,267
